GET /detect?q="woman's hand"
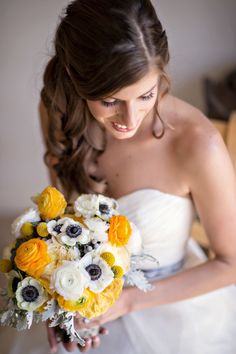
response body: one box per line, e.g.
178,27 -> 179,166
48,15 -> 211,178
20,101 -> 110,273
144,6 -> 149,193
47,288 -> 131,353
46,320 -> 109,353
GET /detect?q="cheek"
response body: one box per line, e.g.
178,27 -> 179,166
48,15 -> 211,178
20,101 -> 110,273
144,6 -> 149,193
86,101 -> 114,120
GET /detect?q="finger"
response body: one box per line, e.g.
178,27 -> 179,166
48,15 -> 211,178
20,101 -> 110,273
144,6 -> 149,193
63,340 -> 78,353
77,338 -> 92,353
91,336 -> 100,349
47,326 -> 58,354
99,327 -> 109,336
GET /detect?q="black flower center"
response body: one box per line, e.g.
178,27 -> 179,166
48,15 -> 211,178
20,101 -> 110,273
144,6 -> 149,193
85,264 -> 102,280
66,225 -> 82,238
99,203 -> 110,215
54,224 -> 63,233
22,285 -> 39,302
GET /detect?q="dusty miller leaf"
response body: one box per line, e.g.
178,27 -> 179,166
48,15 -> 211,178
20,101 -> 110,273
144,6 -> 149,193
42,299 -> 59,322
124,269 -> 154,292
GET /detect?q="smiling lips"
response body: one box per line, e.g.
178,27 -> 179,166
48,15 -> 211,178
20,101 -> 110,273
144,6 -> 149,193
112,122 -> 136,132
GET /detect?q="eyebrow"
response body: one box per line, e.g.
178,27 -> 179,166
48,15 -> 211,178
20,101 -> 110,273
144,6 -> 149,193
107,84 -> 157,100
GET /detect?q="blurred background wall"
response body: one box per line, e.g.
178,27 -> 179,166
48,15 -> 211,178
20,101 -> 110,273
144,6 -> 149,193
0,0 -> 236,238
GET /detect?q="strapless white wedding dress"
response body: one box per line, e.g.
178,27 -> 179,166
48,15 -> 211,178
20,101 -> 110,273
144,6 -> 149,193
1,189 -> 236,354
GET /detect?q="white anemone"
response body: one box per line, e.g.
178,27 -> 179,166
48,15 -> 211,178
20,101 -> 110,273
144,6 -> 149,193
74,194 -> 119,221
51,261 -> 89,300
16,277 -> 48,311
48,217 -> 90,246
11,208 -> 41,237
79,250 -> 114,293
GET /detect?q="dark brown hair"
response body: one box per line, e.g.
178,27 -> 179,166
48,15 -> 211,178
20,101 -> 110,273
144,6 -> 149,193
41,0 -> 170,201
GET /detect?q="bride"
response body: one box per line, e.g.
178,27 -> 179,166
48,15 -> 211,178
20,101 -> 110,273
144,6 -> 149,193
37,0 -> 236,353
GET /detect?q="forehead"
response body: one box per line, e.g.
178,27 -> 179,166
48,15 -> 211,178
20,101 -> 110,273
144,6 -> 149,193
106,68 -> 159,100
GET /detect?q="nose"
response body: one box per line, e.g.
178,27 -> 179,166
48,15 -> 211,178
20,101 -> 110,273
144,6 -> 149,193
121,101 -> 137,128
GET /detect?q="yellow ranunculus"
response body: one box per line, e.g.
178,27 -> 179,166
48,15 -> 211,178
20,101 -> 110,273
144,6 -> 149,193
14,239 -> 51,278
57,289 -> 92,312
108,216 -> 132,247
37,186 -> 67,220
77,278 -> 124,319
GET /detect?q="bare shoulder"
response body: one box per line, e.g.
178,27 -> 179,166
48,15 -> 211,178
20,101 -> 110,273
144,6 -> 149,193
166,96 -> 236,208
167,95 -> 225,168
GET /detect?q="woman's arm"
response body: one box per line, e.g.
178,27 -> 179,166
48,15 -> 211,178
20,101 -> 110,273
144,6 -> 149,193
96,123 -> 236,323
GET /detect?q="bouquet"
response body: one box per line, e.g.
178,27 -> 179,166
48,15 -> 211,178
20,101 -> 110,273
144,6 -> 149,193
0,186 -> 158,346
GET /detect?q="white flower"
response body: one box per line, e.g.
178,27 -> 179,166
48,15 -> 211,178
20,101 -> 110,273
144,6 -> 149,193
7,270 -> 23,297
16,277 -> 48,311
126,222 -> 142,255
97,242 -> 131,273
48,217 -> 90,246
51,261 -> 89,300
84,217 -> 109,243
79,250 -> 114,293
11,208 -> 41,237
41,239 -> 81,280
74,194 -> 119,221
47,220 -> 58,236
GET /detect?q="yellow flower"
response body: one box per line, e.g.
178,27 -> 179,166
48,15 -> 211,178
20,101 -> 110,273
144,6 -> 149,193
77,278 -> 124,319
108,216 -> 132,247
38,278 -> 55,297
57,289 -> 91,312
37,186 -> 67,220
36,222 -> 49,237
111,265 -> 124,278
20,223 -> 34,237
14,239 -> 51,278
100,252 -> 116,267
0,259 -> 13,273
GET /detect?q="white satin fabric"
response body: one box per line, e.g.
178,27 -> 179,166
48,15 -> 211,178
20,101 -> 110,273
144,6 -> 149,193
1,189 -> 236,354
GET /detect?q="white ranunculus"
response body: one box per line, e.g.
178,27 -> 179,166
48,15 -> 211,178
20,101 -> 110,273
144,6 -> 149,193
41,239 -> 81,280
79,250 -> 114,293
49,217 -> 90,246
11,208 -> 41,237
97,242 -> 131,273
74,194 -> 99,218
126,222 -> 142,255
51,261 -> 89,300
74,194 -> 119,221
16,277 -> 48,311
84,217 -> 109,243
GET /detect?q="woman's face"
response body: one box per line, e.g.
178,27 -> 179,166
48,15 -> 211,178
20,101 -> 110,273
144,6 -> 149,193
86,68 -> 159,140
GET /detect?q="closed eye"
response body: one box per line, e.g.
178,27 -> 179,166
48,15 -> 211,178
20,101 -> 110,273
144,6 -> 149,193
141,91 -> 155,101
101,90 -> 156,107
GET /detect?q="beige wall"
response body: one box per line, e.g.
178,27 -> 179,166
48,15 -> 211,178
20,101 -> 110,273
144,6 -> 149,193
0,0 -> 236,223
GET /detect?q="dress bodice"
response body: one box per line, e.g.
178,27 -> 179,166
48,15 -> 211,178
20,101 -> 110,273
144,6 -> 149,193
117,189 -> 196,268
